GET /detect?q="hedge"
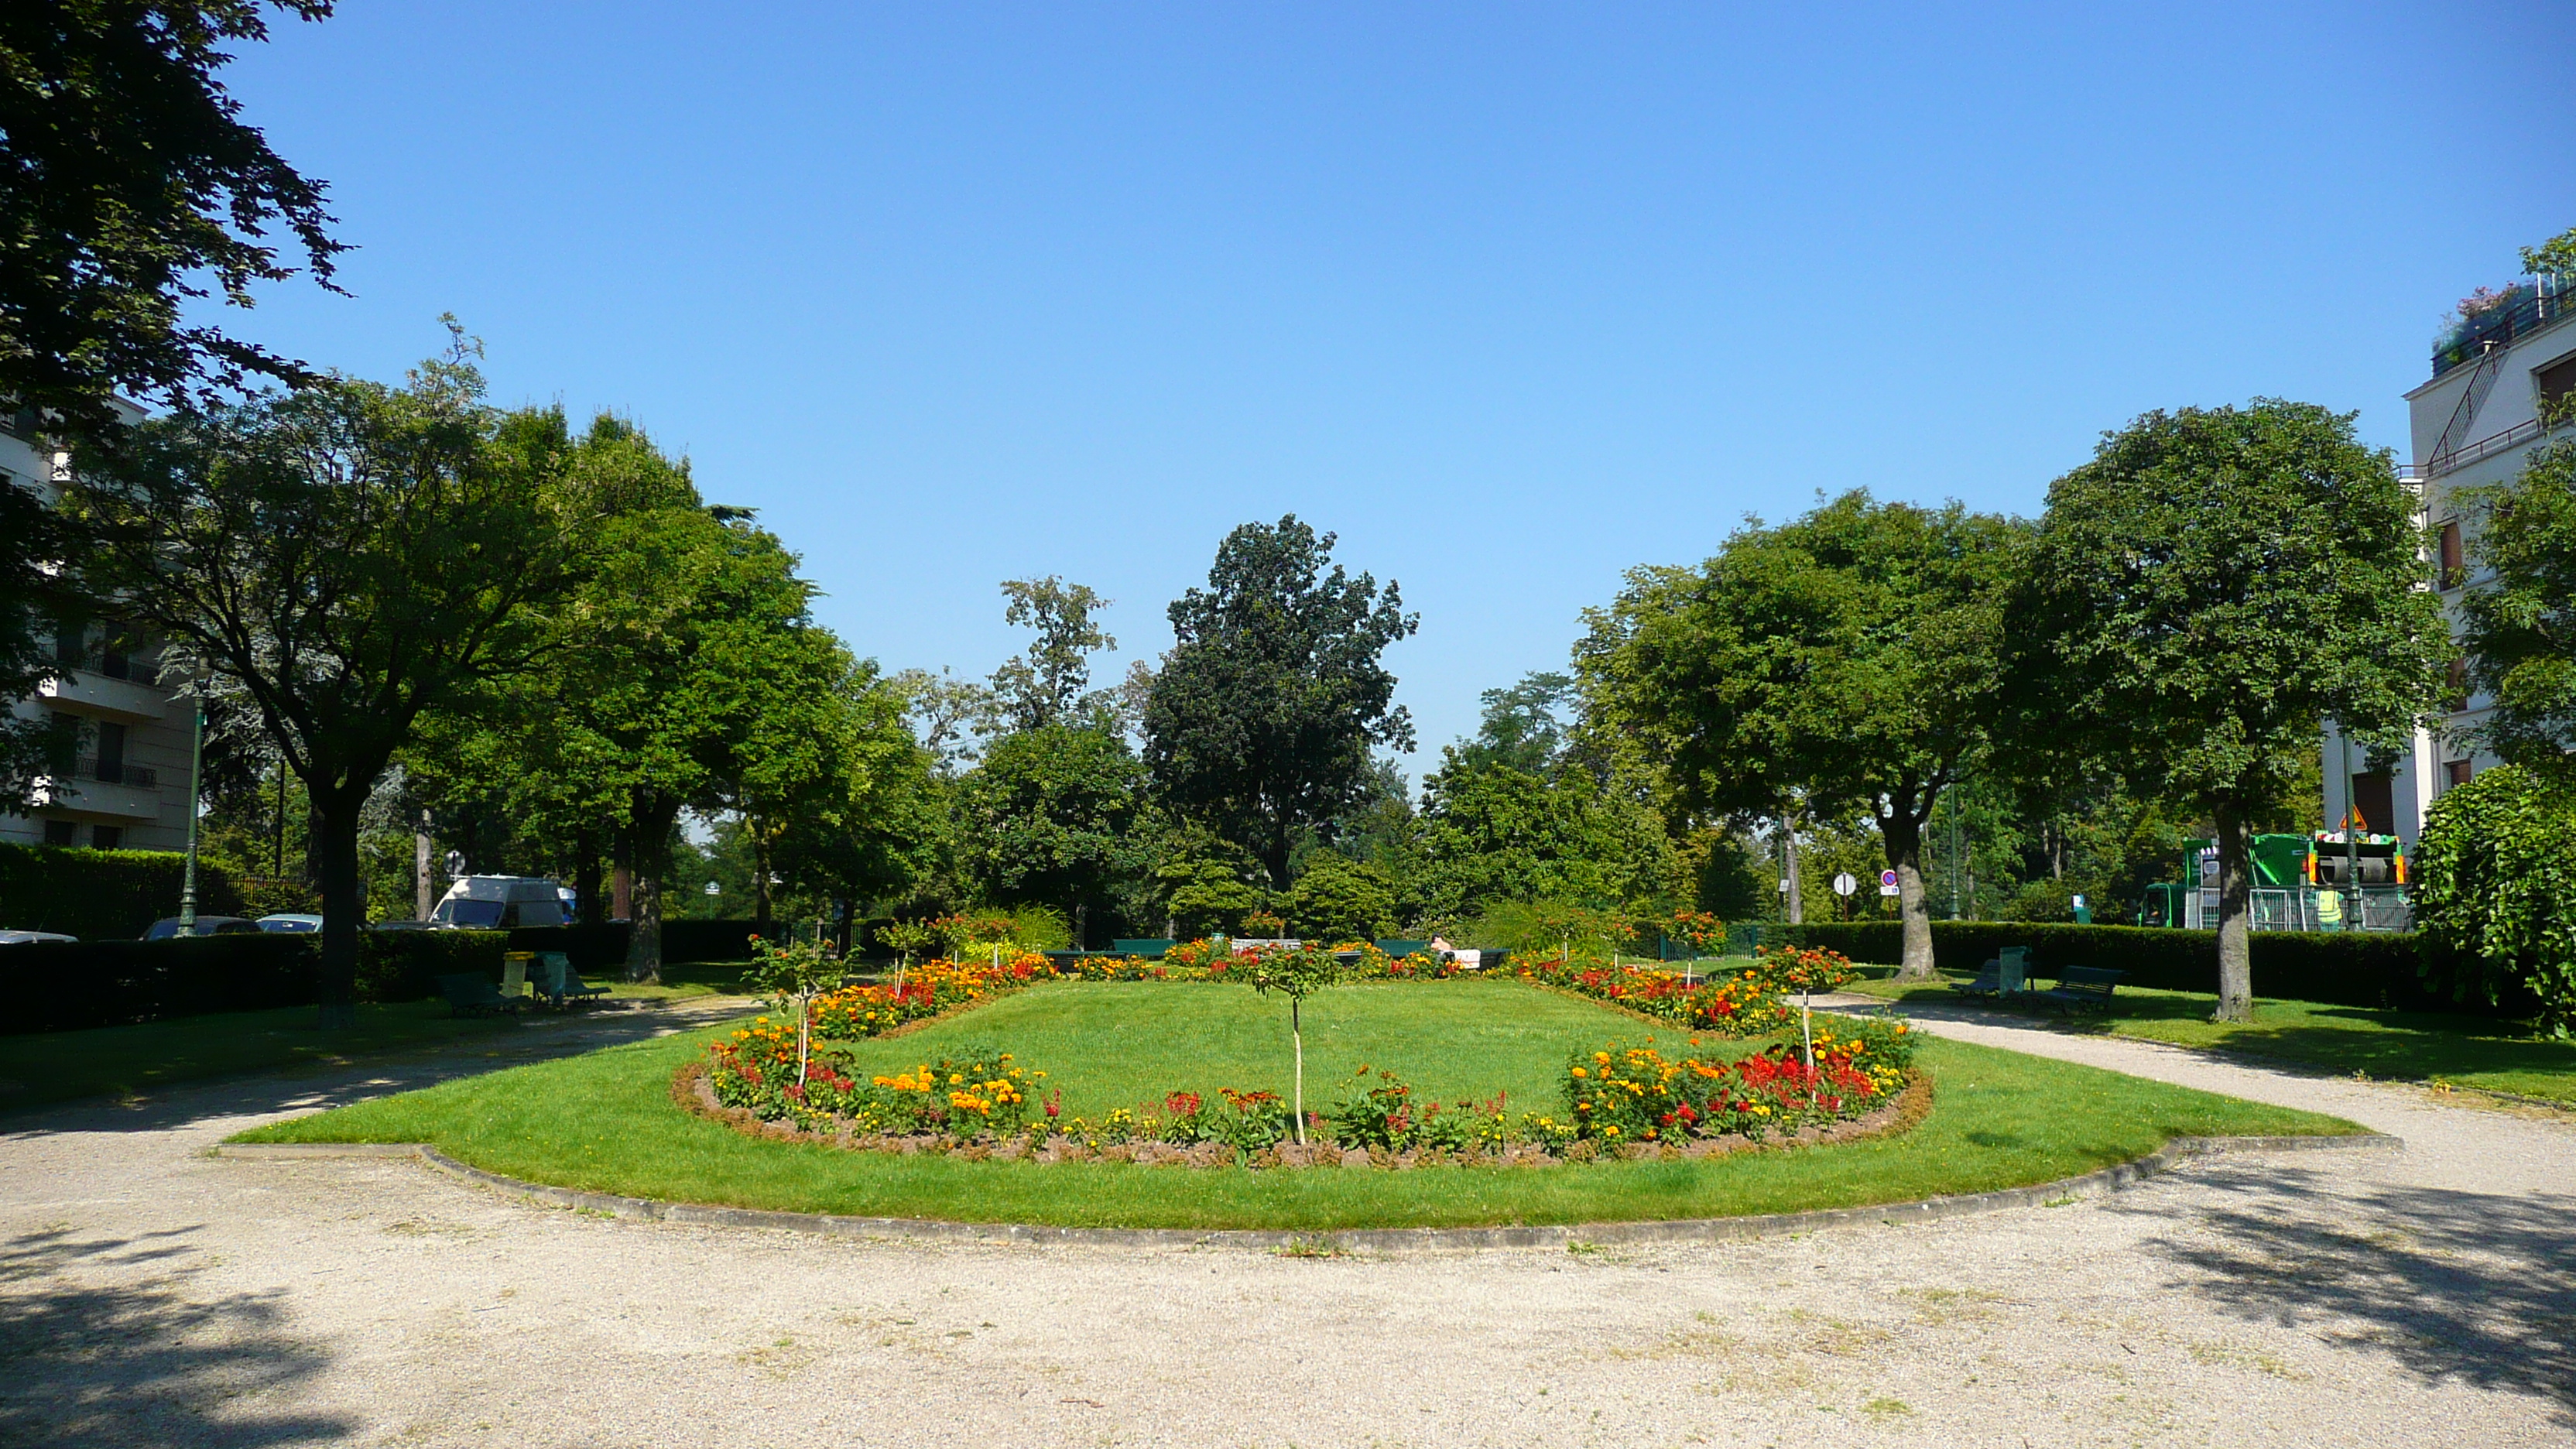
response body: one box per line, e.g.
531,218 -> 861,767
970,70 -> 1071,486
1770,920 -> 2528,1017
0,842 -> 244,941
0,929 -> 509,1034
505,918 -> 766,973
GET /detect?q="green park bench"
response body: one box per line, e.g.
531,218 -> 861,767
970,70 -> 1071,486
534,951 -> 610,1007
2037,964 -> 2126,1013
1951,946 -> 2032,999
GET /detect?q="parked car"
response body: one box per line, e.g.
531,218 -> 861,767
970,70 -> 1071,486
141,916 -> 262,940
0,929 -> 77,945
256,913 -> 324,933
430,875 -> 571,930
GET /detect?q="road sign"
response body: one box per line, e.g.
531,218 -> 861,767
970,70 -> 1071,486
1831,872 -> 1857,897
1880,869 -> 1898,886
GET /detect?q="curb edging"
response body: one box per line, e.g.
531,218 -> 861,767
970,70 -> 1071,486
212,1130 -> 2399,1253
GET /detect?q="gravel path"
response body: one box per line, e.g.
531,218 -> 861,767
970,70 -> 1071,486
4,998 -> 2571,1447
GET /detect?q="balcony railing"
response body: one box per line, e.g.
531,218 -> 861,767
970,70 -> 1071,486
2432,278 -> 2570,378
2424,413 -> 2573,480
61,757 -> 157,789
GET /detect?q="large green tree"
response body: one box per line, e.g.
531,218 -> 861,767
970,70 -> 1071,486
1142,516 -> 1416,888
987,576 -> 1116,734
2458,433 -> 2576,786
1,1 -> 344,436
67,338 -> 578,1022
2016,401 -> 2447,1020
1579,492 -> 2023,978
956,724 -> 1146,948
1412,752 -> 1670,923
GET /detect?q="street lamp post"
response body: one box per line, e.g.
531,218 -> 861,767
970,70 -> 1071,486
177,682 -> 206,937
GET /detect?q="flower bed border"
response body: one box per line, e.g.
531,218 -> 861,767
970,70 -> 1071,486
670,1056 -> 1935,1168
213,1124 -> 2398,1252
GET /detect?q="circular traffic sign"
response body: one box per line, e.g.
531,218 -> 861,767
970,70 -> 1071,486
1880,869 -> 1898,887
1831,872 -> 1858,896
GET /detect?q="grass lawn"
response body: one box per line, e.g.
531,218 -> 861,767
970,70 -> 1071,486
234,979 -> 2360,1231
0,959 -> 755,1112
1848,976 -> 2576,1105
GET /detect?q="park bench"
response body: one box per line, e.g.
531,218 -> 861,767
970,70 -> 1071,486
534,951 -> 610,1007
1952,946 -> 2032,999
2037,964 -> 2126,1013
437,971 -> 520,1018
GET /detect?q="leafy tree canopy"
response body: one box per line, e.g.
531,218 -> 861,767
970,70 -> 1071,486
2015,399 -> 2448,1018
1577,490 -> 2023,976
2459,436 -> 2576,786
988,576 -> 1117,734
956,724 -> 1146,947
0,1 -> 344,436
1281,850 -> 1398,943
1142,516 -> 1416,887
66,332 -> 579,1017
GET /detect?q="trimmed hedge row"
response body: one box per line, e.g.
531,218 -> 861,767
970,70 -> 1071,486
0,843 -> 244,941
1769,920 -> 2525,1017
505,918 -> 766,972
0,930 -> 509,1034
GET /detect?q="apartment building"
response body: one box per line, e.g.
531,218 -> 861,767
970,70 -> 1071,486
2324,276 -> 2576,845
0,400 -> 197,853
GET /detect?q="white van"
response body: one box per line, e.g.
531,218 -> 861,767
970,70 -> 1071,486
430,875 -> 570,930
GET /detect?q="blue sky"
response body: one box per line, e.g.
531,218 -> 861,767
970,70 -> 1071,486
212,2 -> 2571,776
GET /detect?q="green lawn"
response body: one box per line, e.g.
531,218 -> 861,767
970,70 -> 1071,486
1848,976 -> 2576,1105
0,959 -> 754,1112
234,979 -> 2360,1231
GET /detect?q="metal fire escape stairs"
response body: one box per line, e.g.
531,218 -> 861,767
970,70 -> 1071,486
2428,341 -> 2507,474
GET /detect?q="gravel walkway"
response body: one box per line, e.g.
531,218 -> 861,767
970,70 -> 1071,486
4,998 -> 2571,1447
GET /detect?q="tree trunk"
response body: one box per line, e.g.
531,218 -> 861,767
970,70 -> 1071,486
310,790 -> 366,1030
1883,810 -> 1936,980
1073,900 -> 1088,952
1290,995 -> 1305,1146
1782,814 -> 1804,925
413,810 -> 433,921
627,871 -> 663,984
2212,797 -> 2254,1022
611,826 -> 634,922
750,814 -> 774,935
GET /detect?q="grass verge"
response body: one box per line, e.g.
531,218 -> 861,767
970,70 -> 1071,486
1847,976 -> 2576,1105
234,980 -> 2359,1231
0,959 -> 753,1112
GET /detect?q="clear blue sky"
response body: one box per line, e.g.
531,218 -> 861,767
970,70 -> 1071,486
212,2 -> 2571,776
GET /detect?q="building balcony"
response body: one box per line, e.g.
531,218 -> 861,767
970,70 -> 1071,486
2431,279 -> 2571,378
37,666 -> 170,723
36,759 -> 165,820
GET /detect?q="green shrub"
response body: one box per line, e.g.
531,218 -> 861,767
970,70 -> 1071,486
1775,920 -> 2506,1016
2413,765 -> 2576,1035
0,842 -> 243,940
0,933 -> 313,1033
356,930 -> 508,1004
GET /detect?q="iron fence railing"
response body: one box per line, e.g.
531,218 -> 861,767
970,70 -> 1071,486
2432,278 -> 2570,378
61,757 -> 156,789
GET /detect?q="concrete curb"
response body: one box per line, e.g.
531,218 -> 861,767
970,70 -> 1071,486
213,1130 -> 2400,1254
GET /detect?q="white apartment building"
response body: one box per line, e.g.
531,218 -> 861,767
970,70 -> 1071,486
2324,276 -> 2576,845
0,401 -> 197,853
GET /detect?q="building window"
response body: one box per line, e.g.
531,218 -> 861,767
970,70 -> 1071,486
41,819 -> 76,847
2540,350 -> 2576,414
2350,771 -> 2396,835
2444,759 -> 2473,790
94,721 -> 126,785
91,825 -> 122,851
2446,656 -> 2471,711
2437,520 -> 2465,588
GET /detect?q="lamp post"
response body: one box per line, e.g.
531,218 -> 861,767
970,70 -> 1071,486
177,677 -> 206,937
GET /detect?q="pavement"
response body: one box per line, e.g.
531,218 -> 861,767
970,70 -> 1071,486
3,992 -> 2571,1447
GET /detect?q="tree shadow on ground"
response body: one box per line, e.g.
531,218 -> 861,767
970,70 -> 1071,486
0,998 -> 752,1141
0,1225 -> 352,1447
2124,1161 -> 2576,1424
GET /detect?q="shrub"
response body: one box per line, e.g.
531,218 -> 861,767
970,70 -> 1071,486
355,930 -> 507,1004
0,933 -> 313,1033
2413,765 -> 2576,1035
1562,1029 -> 1907,1146
1773,920 -> 2516,1017
0,842 -> 243,940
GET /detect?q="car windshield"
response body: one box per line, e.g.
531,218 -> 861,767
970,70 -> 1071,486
440,900 -> 506,928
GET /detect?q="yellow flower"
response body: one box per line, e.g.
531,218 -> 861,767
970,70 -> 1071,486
1571,1067 -> 1588,1078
